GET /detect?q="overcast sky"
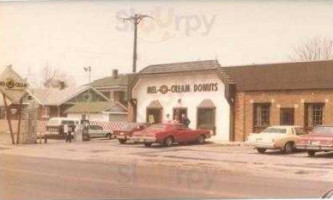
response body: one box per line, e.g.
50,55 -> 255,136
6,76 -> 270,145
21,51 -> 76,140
0,0 -> 332,86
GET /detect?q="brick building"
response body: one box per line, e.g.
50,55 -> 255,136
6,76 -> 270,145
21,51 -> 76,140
224,60 -> 333,141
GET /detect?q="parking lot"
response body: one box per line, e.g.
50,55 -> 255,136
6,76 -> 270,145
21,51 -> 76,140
1,133 -> 333,184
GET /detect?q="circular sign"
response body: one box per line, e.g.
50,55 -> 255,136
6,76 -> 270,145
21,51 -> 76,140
5,79 -> 15,89
159,85 -> 169,94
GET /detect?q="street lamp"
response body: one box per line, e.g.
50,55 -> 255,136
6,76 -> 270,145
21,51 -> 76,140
84,66 -> 92,120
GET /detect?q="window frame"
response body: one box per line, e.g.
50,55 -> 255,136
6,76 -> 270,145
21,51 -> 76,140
253,103 -> 271,128
305,103 -> 324,129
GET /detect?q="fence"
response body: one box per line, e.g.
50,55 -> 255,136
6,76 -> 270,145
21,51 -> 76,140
0,119 -> 130,134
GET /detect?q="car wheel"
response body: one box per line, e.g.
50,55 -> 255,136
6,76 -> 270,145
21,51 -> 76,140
256,148 -> 266,153
144,143 -> 152,147
284,142 -> 294,154
163,136 -> 174,147
197,135 -> 206,144
119,139 -> 127,144
307,150 -> 316,157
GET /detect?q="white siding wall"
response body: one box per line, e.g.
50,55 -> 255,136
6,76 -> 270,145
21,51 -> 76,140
132,73 -> 230,141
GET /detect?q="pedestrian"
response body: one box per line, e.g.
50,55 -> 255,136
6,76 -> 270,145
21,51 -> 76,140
64,124 -> 69,142
173,114 -> 180,124
181,113 -> 190,128
68,125 -> 72,143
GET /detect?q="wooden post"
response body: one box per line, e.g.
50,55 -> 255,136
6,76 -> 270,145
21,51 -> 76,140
16,97 -> 23,144
3,94 -> 15,145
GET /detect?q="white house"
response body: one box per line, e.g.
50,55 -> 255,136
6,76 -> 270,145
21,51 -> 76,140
130,60 -> 235,141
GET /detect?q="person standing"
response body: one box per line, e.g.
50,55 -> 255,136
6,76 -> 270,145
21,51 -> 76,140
181,113 -> 190,128
64,124 -> 69,142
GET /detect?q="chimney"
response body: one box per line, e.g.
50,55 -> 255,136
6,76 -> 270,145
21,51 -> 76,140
59,81 -> 66,90
112,69 -> 118,79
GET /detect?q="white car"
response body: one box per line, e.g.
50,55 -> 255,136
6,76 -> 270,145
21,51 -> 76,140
247,126 -> 307,153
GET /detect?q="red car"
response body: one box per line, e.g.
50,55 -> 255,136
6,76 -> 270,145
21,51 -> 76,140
296,126 -> 333,157
114,123 -> 149,144
130,123 -> 211,147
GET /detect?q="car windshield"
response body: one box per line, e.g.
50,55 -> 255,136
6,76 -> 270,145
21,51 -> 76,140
262,128 -> 287,134
47,119 -> 61,126
312,126 -> 333,135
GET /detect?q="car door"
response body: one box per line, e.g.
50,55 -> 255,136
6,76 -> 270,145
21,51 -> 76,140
174,124 -> 189,142
96,126 -> 105,137
89,125 -> 97,138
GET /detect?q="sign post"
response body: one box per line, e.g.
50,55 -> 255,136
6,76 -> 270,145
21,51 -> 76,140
0,65 -> 28,145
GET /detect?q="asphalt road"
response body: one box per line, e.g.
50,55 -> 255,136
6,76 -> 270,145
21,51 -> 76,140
1,154 -> 332,200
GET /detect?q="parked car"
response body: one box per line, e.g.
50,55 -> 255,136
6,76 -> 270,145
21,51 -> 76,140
114,123 -> 149,144
82,125 -> 113,141
296,126 -> 333,157
131,123 -> 211,147
45,117 -> 81,143
247,126 -> 307,154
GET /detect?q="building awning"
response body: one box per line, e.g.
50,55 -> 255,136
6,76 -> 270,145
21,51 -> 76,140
147,100 -> 163,109
198,99 -> 215,108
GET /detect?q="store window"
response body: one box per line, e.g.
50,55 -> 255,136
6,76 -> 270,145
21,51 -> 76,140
305,103 -> 324,130
197,108 -> 216,134
146,108 -> 162,124
42,106 -> 50,118
253,103 -> 270,132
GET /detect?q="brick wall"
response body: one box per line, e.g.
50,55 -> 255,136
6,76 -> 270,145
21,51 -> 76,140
234,89 -> 333,141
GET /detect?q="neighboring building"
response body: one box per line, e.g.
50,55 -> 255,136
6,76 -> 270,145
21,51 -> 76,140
65,102 -> 128,122
224,60 -> 333,141
91,69 -> 129,106
128,60 -> 235,141
25,85 -> 110,120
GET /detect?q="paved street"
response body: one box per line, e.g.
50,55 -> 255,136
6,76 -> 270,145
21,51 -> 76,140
1,136 -> 333,199
1,154 -> 332,200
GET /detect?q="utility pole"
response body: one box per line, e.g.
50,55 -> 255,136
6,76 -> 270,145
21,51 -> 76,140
122,14 -> 152,73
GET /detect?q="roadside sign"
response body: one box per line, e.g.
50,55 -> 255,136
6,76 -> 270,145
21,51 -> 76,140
0,65 -> 28,103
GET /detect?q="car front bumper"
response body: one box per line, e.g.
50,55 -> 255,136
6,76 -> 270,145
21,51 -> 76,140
296,145 -> 333,151
251,142 -> 279,149
130,136 -> 156,143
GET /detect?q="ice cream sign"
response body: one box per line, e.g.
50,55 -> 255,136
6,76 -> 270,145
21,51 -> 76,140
147,83 -> 218,94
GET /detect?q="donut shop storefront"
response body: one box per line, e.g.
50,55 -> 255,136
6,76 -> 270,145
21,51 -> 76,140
130,66 -> 235,141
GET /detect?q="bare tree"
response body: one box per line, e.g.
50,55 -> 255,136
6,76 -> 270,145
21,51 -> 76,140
41,65 -> 75,89
290,36 -> 333,61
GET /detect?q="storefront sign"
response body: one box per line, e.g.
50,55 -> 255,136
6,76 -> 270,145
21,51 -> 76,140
0,78 -> 28,90
0,65 -> 28,103
147,83 -> 218,94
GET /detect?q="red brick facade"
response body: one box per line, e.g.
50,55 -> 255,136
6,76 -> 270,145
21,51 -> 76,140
234,89 -> 333,141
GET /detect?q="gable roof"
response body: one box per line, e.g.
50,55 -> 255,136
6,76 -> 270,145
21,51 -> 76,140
27,85 -> 109,106
223,60 -> 333,91
140,60 -> 221,74
64,102 -> 111,114
91,74 -> 128,88
64,101 -> 127,114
